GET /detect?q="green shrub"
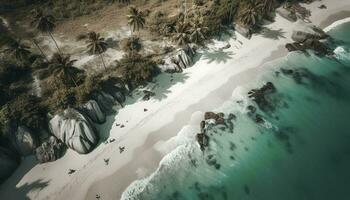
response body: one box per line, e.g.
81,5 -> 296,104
0,95 -> 47,138
117,53 -> 160,88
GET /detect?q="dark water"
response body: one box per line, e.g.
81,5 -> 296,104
121,22 -> 350,200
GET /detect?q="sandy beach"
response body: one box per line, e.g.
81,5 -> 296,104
1,0 -> 350,199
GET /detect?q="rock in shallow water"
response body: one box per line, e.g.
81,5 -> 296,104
49,108 -> 99,154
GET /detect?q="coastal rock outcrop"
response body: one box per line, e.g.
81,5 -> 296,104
248,82 -> 276,111
49,108 -> 99,154
234,24 -> 251,39
286,39 -> 332,56
0,146 -> 19,183
196,133 -> 209,152
11,126 -> 38,156
92,91 -> 116,114
291,23 -> 328,43
79,100 -> 106,124
276,7 -> 297,22
164,45 -> 196,72
35,136 -> 65,163
101,78 -> 127,106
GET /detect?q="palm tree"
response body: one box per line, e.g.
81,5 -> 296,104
127,6 -> 145,36
174,21 -> 191,46
190,15 -> 208,44
3,40 -> 31,62
77,32 -> 108,70
122,36 -> 142,57
32,39 -> 49,62
50,53 -> 79,87
31,10 -> 62,55
256,0 -> 276,17
238,2 -> 260,27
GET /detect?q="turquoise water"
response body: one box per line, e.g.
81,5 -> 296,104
122,22 -> 350,200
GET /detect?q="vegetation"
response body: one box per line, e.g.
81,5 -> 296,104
77,31 -> 108,70
31,9 -> 62,55
117,53 -> 160,88
0,0 -> 314,154
127,6 -> 146,35
121,36 -> 142,56
2,40 -> 31,63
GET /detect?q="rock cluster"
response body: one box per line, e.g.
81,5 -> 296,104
286,24 -> 331,56
35,136 -> 65,163
276,7 -> 297,22
49,108 -> 99,154
204,112 -> 225,125
164,45 -> 196,73
142,90 -> 156,101
78,100 -> 106,124
196,112 -> 237,152
248,82 -> 276,111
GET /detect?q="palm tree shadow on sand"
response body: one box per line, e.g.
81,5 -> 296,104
260,27 -> 286,40
145,72 -> 190,101
202,49 -> 234,64
0,156 -> 50,200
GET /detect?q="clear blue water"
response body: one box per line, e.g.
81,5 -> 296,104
121,22 -> 350,200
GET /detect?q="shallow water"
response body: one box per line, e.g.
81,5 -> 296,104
121,22 -> 350,200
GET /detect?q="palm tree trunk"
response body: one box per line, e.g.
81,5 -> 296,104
229,0 -> 235,22
32,40 -> 49,62
184,0 -> 187,21
48,31 -> 62,55
99,52 -> 107,70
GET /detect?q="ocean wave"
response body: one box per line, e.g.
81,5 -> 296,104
121,19 -> 350,200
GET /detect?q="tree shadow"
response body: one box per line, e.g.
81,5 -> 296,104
105,37 -> 119,49
260,27 -> 286,40
0,156 -> 50,200
145,72 -> 190,101
202,49 -> 234,64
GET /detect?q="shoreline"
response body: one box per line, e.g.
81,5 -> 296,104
1,1 -> 350,199
88,2 -> 350,200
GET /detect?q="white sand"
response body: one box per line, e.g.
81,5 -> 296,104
1,0 -> 350,199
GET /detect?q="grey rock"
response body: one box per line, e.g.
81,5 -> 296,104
11,126 -> 38,156
234,24 -> 251,39
79,100 -> 106,124
276,7 -> 297,22
49,108 -> 99,154
292,25 -> 328,43
169,45 -> 196,70
92,91 -> 116,114
35,136 -> 65,163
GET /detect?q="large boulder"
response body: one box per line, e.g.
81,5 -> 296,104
276,7 -> 297,22
165,45 -> 196,72
100,78 -> 127,105
292,21 -> 328,43
35,136 -> 65,163
234,24 -> 251,39
11,126 -> 38,156
92,91 -> 116,114
79,100 -> 106,124
0,146 -> 19,183
49,108 -> 99,154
